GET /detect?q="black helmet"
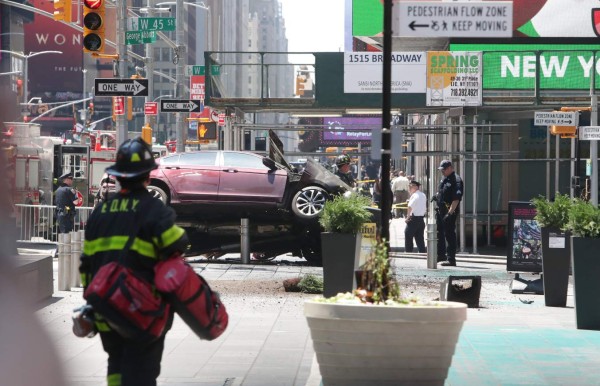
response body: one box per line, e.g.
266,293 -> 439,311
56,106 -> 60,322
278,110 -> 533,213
105,137 -> 157,178
335,154 -> 351,167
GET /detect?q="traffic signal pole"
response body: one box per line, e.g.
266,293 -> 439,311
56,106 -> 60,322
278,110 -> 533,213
115,0 -> 128,147
175,0 -> 186,153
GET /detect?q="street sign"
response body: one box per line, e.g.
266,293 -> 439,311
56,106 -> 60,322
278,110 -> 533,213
394,1 -> 513,38
534,111 -> 579,126
125,30 -> 156,45
144,102 -> 158,116
127,17 -> 175,32
579,126 -> 600,141
218,113 -> 225,126
160,99 -> 203,113
185,65 -> 221,76
95,78 -> 149,96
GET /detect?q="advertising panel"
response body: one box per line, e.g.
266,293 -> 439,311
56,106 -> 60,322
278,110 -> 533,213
507,201 -> 543,273
451,43 -> 600,90
344,52 -> 426,93
426,51 -> 482,107
24,0 -> 83,93
351,0 -> 600,42
322,117 -> 379,143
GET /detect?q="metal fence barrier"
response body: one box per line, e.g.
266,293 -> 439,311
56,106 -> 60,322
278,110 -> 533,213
15,204 -> 94,242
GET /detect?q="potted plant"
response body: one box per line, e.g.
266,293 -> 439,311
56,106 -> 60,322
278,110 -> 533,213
531,193 -> 572,307
304,241 -> 467,385
565,198 -> 600,330
318,193 -> 372,297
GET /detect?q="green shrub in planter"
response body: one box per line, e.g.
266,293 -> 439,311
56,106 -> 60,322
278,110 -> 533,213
531,193 -> 572,229
566,199 -> 600,238
318,193 -> 372,234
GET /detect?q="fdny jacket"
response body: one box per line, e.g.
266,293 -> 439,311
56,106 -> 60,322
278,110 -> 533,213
79,189 -> 188,288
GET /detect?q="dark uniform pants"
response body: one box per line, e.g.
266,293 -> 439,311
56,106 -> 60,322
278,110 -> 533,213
404,216 -> 426,253
100,330 -> 166,386
436,211 -> 458,263
57,213 -> 74,233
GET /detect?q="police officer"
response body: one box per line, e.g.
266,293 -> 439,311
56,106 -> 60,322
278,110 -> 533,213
433,160 -> 463,267
334,154 -> 356,187
405,180 -> 427,253
55,172 -> 78,233
79,138 -> 189,386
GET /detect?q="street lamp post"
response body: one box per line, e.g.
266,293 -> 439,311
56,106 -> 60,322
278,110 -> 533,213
0,50 -> 63,116
155,1 -> 210,152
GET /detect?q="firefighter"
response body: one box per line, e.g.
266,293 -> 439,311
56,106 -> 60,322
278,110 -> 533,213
79,138 -> 189,386
334,154 -> 356,187
93,173 -> 116,208
54,172 -> 78,233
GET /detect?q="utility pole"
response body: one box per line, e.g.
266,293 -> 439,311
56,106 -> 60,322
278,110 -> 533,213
175,0 -> 186,152
380,0 -> 393,243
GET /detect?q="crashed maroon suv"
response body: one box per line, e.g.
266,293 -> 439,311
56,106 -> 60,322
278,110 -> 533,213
146,133 -> 356,263
148,151 -> 349,223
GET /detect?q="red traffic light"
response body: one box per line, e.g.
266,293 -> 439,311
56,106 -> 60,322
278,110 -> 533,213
83,0 -> 102,9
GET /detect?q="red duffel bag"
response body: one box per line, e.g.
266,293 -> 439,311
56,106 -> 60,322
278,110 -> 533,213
154,257 -> 228,340
84,262 -> 170,342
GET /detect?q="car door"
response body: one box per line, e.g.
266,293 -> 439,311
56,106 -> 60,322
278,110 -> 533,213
161,152 -> 220,202
218,152 -> 288,204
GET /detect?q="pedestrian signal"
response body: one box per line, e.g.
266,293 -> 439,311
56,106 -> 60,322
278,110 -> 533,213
53,0 -> 72,22
83,0 -> 105,53
141,124 -> 153,145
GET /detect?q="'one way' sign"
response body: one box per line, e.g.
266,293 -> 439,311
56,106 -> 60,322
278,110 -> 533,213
94,78 -> 149,97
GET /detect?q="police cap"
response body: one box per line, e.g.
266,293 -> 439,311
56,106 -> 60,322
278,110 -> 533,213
59,172 -> 73,180
438,160 -> 452,170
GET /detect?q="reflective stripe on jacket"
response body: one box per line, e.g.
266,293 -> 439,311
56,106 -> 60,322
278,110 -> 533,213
79,189 -> 188,288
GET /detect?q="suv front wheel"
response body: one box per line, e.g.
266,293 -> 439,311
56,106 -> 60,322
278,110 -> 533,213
291,186 -> 328,221
147,185 -> 169,204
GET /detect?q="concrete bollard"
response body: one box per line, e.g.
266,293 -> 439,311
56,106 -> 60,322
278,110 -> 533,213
70,230 -> 81,289
240,218 -> 250,264
57,233 -> 65,290
58,232 -> 72,290
427,222 -> 437,269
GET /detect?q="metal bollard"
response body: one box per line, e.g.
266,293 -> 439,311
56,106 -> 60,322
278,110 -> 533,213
240,218 -> 250,264
70,230 -> 81,289
427,221 -> 437,269
58,232 -> 72,290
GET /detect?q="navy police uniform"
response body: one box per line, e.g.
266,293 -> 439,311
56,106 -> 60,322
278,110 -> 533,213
434,163 -> 463,265
55,172 -> 77,233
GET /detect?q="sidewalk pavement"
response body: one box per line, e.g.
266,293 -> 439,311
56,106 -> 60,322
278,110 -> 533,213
27,219 -> 600,385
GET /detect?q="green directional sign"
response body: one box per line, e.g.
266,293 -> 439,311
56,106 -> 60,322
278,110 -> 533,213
185,65 -> 221,76
125,30 -> 157,45
127,17 -> 175,32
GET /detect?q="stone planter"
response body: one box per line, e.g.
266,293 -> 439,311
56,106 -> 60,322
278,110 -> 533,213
304,300 -> 467,386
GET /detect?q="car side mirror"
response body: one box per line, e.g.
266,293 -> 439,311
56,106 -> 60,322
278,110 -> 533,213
262,157 -> 277,171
